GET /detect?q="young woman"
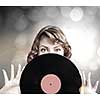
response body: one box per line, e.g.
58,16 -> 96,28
0,25 -> 99,94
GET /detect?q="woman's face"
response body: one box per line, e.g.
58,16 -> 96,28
38,37 -> 64,56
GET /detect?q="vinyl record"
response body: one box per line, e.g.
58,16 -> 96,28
20,54 -> 82,94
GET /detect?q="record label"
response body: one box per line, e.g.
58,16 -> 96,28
41,74 -> 61,94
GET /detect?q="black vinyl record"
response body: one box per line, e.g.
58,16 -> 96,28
20,54 -> 82,94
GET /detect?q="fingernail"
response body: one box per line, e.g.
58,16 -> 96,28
11,64 -> 13,67
18,64 -> 21,67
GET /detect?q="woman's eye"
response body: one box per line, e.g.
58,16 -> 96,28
40,48 -> 47,53
55,48 -> 61,52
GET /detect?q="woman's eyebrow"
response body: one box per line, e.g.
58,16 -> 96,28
39,45 -> 48,48
54,44 -> 61,48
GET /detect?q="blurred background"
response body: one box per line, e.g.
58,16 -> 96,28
0,6 -> 100,93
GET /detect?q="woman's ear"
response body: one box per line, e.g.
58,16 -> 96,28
27,50 -> 35,63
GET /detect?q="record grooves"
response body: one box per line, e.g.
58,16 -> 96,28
20,54 -> 82,94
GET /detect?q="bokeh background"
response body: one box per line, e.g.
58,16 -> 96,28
0,6 -> 100,93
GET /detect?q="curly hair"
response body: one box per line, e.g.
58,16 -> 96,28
27,25 -> 72,63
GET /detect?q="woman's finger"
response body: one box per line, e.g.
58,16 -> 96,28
87,72 -> 91,87
10,64 -> 14,80
93,81 -> 99,91
81,71 -> 86,85
21,66 -> 25,73
2,69 -> 9,84
18,65 -> 25,79
16,64 -> 21,79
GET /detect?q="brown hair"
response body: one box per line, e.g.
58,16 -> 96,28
27,25 -> 72,63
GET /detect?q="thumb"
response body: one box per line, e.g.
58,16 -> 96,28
79,85 -> 85,94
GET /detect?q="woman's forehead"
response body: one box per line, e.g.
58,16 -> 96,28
39,37 -> 61,47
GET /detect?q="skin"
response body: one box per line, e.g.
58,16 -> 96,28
80,71 -> 99,94
38,37 -> 64,56
0,37 -> 99,94
0,64 -> 25,94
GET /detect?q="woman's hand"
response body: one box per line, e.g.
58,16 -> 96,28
0,64 -> 25,94
80,71 -> 99,94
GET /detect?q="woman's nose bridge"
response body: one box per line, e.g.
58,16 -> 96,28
49,48 -> 55,53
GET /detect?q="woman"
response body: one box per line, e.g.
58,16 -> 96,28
0,25 -> 99,94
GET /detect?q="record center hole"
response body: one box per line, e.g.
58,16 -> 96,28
49,83 -> 53,86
